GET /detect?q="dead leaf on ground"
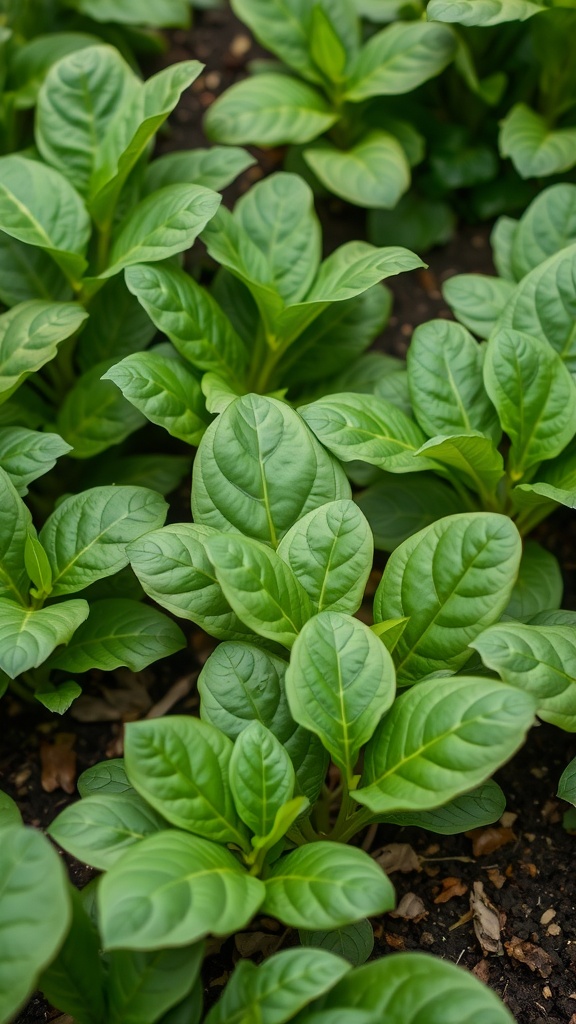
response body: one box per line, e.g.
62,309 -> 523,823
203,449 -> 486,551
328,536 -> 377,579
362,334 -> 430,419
434,877 -> 468,904
384,932 -> 406,950
470,881 -> 503,956
40,733 -> 76,794
71,670 -> 152,722
374,843 -> 422,874
389,892 -> 428,921
472,959 -> 491,984
486,867 -> 507,889
234,931 -> 283,958
145,673 -> 197,719
466,826 -> 516,857
505,936 -> 553,978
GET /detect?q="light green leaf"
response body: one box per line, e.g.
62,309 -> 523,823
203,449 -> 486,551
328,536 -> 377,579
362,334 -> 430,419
491,215 -> 519,281
263,843 -> 395,928
0,467 -> 32,605
145,147 -> 256,195
0,827 -> 71,1024
0,598 -> 88,678
0,155 -> 89,284
357,473 -> 467,552
101,185 -> 221,278
127,523 -> 257,641
382,780 -> 507,834
511,183 -> 576,280
24,528 -> 51,598
374,512 -> 522,682
0,301 -> 87,403
47,598 -> 185,673
205,947 -> 351,1024
107,944 -> 205,1024
299,921 -> 373,968
125,717 -> 248,848
73,0 -> 191,25
204,74 -> 337,147
503,541 -> 563,620
230,721 -> 295,838
0,791 -> 22,830
99,831 -> 265,950
415,433 -> 505,498
442,274 -> 516,338
49,792 -> 166,870
484,328 -> 576,479
471,623 -> 576,731
310,4 -> 348,81
286,612 -> 395,783
345,22 -> 456,101
206,533 -> 313,648
428,0 -> 542,25
371,617 -> 409,653
304,132 -> 410,209
0,428 -> 71,495
76,275 -> 156,373
40,485 -> 168,597
192,395 -> 350,547
300,392 -> 433,473
250,796 -> 310,862
35,680 -> 81,715
500,103 -> 576,179
305,243 -> 424,304
57,361 -> 146,458
407,319 -> 500,442
277,500 -> 372,614
355,676 -> 535,814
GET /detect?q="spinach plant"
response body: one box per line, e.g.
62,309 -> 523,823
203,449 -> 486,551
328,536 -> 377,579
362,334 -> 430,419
0,466 -> 184,711
104,171 -> 423,431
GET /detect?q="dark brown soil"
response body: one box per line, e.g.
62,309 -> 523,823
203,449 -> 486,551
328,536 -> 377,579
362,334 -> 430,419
6,6 -> 576,1024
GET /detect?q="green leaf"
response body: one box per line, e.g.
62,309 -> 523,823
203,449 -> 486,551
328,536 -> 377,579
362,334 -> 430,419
205,947 -> 351,1024
428,0 -> 541,24
0,155 -> 89,284
355,676 -> 535,814
558,757 -> 576,805
300,392 -> 433,473
107,944 -> 205,1024
299,921 -> 374,968
73,0 -> 191,25
206,533 -> 313,648
99,831 -> 265,950
382,780 -> 507,834
484,329 -> 576,479
415,433 -> 505,498
371,617 -> 409,653
503,541 -> 563,620
35,680 -> 82,714
144,147 -> 256,195
511,183 -> 576,280
125,717 -> 248,848
0,791 -> 22,830
345,22 -> 456,101
357,473 -> 467,552
0,233 -> 70,307
101,184 -> 221,278
126,523 -> 258,641
304,132 -> 410,209
76,275 -> 156,373
442,274 -> 516,339
77,759 -> 132,798
368,192 -> 455,254
277,500 -> 372,614
310,4 -> 348,81
496,242 -> 576,372
491,215 -> 519,281
263,843 -> 395,928
205,74 -> 337,147
86,453 -> 190,496
24,530 -> 52,597
40,890 -> 104,1024
0,468 -> 33,603
49,792 -> 166,871
500,103 -> 576,179
192,395 -> 350,547
471,623 -> 576,731
305,243 -> 424,304
198,641 -> 328,803
103,351 -> 209,446
0,300 -> 87,404
57,361 -> 146,458
0,826 -> 71,1024
407,319 -> 500,442
304,951 -> 516,1022
374,512 -> 522,682
125,262 -> 249,382
47,598 -> 185,673
230,721 -> 295,838
40,485 -> 168,597
0,428 -> 70,496
286,611 -> 395,783
0,598 -> 88,679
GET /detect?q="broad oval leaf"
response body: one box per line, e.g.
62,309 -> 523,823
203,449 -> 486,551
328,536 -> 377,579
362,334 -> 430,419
39,485 -> 168,596
511,182 -> 576,280
263,843 -> 395,929
0,427 -> 71,496
442,274 -> 515,339
0,827 -> 71,1024
144,146 -> 256,195
500,103 -> 576,179
373,512 -> 522,682
428,0 -> 541,25
277,500 -> 373,614
205,74 -> 337,147
77,758 -> 132,798
0,597 -> 89,678
415,433 -> 504,499
558,757 -> 576,805
192,394 -> 350,547
106,943 -> 204,1024
285,611 -> 396,783
299,920 -> 374,968
125,717 -> 248,849
0,791 -> 22,830
471,623 -> 576,731
230,721 -> 295,838
0,301 -> 87,404
382,780 -> 506,834
356,676 -> 535,814
99,830 -> 265,950
345,22 -> 456,101
503,540 -> 563,621
304,132 -> 410,209
48,792 -> 166,870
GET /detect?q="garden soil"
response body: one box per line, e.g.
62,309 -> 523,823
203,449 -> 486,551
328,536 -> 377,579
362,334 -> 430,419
4,6 -> 576,1023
